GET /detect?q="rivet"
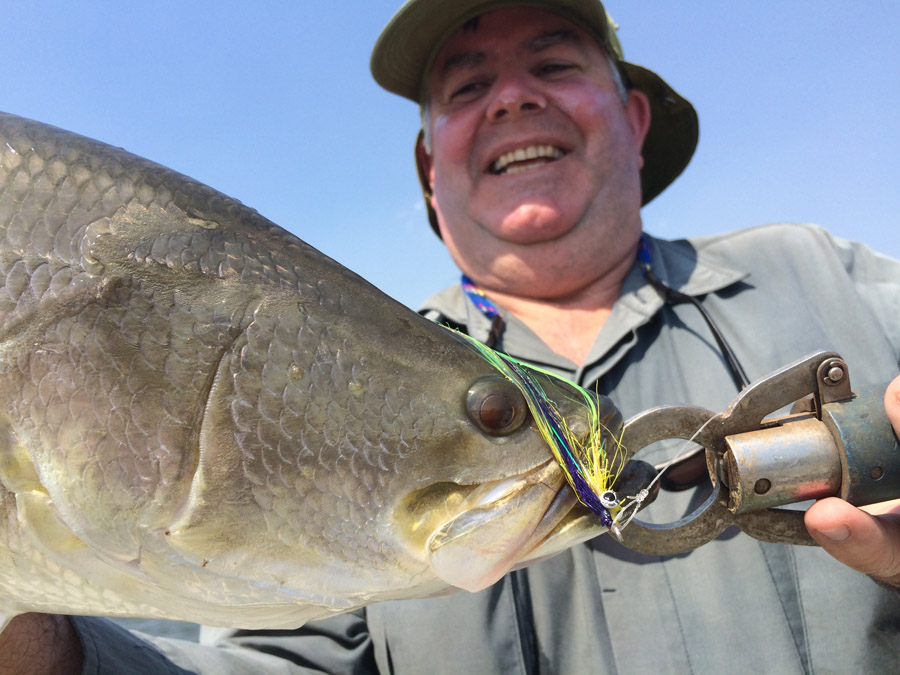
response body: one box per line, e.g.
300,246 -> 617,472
754,478 -> 772,495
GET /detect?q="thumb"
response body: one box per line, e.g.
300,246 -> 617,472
805,497 -> 900,585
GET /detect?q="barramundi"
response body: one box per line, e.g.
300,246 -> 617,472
0,112 -> 622,629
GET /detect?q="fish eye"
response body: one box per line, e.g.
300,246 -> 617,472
466,376 -> 529,436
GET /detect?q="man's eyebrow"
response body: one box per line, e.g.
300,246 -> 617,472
438,51 -> 486,79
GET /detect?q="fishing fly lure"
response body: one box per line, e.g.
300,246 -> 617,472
456,332 -> 627,528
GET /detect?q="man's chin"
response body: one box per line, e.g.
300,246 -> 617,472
488,206 -> 582,246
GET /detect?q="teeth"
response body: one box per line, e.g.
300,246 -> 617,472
491,145 -> 564,174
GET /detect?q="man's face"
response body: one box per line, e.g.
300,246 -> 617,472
420,7 -> 650,298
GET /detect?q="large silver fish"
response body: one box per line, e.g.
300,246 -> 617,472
0,112 -> 618,629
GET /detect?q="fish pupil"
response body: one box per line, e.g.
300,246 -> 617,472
480,394 -> 518,430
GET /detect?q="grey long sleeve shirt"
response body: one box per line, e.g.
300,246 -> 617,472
72,223 -> 900,673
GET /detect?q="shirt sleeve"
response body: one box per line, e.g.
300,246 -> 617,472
71,611 -> 375,675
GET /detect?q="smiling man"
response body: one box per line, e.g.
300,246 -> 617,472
4,1 -> 900,673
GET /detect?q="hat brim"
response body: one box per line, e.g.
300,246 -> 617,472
624,63 -> 698,205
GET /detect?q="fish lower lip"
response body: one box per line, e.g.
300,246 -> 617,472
513,501 -> 604,568
424,461 -> 573,592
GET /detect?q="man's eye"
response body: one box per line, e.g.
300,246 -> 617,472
536,62 -> 575,77
449,81 -> 487,102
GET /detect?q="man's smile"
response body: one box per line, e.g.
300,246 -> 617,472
489,144 -> 567,175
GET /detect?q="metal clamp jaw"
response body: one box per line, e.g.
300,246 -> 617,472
611,351 -> 900,556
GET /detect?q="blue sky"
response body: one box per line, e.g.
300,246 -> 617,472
4,1 -> 898,309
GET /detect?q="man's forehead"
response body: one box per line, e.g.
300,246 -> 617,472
432,9 -> 591,78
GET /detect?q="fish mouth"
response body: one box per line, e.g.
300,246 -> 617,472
488,144 -> 567,176
400,459 -> 578,592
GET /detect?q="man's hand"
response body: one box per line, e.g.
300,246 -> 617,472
805,374 -> 900,586
0,613 -> 83,675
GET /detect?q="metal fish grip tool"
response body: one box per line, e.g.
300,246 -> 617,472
611,351 -> 900,556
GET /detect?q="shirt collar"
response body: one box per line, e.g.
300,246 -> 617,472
644,233 -> 748,297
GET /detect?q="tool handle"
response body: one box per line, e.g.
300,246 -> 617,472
724,384 -> 900,514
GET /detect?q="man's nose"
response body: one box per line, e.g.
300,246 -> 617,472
486,75 -> 547,121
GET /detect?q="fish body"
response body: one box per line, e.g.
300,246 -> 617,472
0,113 -> 618,628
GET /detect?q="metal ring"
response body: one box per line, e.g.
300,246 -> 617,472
612,405 -> 733,555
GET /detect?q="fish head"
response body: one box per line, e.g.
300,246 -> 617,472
393,340 -> 626,594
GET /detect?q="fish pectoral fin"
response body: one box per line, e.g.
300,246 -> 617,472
8,489 -> 170,616
0,418 -> 42,495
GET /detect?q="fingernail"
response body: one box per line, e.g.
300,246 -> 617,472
817,525 -> 851,542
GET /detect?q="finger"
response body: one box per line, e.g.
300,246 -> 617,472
805,497 -> 900,586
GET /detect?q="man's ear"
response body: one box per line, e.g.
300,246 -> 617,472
624,89 -> 652,169
415,130 -> 435,198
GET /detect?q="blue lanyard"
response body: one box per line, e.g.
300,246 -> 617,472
637,233 -> 653,273
460,274 -> 504,348
461,274 -> 501,318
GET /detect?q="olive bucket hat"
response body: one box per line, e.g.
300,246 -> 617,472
371,0 -> 699,236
